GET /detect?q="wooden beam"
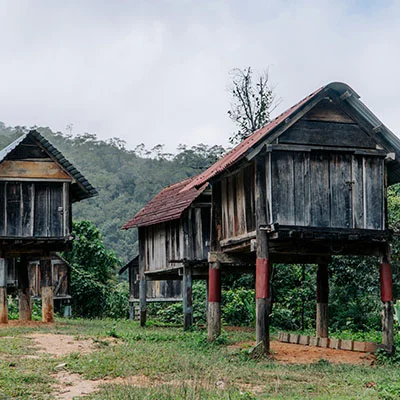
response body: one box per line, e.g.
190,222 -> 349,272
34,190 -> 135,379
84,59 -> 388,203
220,231 -> 256,248
18,256 -> 31,321
183,266 -> 193,330
316,263 -> 329,338
40,256 -> 54,322
0,258 -> 8,323
208,251 -> 254,266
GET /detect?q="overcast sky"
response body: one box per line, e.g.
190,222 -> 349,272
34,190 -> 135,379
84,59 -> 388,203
0,0 -> 399,152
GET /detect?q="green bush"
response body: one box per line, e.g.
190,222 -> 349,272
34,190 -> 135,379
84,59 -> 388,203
222,288 -> 255,327
7,296 -> 42,321
105,281 -> 130,319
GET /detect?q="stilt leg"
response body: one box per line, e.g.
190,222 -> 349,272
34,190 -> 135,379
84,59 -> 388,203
18,257 -> 32,321
207,261 -> 221,341
0,258 -> 7,324
380,247 -> 394,354
183,266 -> 193,330
40,257 -> 54,323
316,263 -> 329,338
256,257 -> 271,351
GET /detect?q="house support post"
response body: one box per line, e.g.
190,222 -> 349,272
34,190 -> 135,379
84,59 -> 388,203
129,302 -> 135,321
316,263 -> 329,338
139,278 -> 147,327
18,257 -> 31,321
256,257 -> 270,351
0,258 -> 8,323
207,261 -> 221,341
255,153 -> 270,353
138,228 -> 147,327
183,265 -> 193,330
380,246 -> 394,354
40,256 -> 54,323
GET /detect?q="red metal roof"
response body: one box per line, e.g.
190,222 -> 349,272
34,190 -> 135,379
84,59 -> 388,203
122,177 -> 208,229
182,85 -> 326,191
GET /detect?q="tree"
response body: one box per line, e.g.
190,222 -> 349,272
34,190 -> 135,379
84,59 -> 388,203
227,67 -> 278,144
63,220 -> 122,317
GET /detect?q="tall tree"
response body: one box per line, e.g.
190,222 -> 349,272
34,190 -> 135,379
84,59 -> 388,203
228,67 -> 278,144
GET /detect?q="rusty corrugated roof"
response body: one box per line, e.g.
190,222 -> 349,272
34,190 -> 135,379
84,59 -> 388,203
121,177 -> 208,229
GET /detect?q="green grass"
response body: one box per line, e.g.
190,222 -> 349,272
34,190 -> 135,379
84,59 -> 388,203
0,319 -> 399,399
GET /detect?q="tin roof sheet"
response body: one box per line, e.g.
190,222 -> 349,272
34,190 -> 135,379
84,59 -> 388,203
121,177 -> 208,229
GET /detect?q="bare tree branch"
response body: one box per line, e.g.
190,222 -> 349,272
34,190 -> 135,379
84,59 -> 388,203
228,67 -> 280,144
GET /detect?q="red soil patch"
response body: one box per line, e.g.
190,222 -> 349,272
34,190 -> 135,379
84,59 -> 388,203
230,340 -> 376,365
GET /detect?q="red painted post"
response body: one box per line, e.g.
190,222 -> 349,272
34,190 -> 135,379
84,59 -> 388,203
255,153 -> 271,353
0,258 -> 8,324
256,258 -> 270,299
207,261 -> 221,341
380,263 -> 393,302
380,247 -> 394,354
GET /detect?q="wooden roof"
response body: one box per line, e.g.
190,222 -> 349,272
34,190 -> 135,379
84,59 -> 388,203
183,82 -> 400,190
0,130 -> 97,202
121,177 -> 208,229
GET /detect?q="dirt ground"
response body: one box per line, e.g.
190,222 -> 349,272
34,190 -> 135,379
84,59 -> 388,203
2,322 -> 376,398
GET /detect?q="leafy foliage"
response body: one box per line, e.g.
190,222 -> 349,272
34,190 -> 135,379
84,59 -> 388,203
62,220 -> 122,318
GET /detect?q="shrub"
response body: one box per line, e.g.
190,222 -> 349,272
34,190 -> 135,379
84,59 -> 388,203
222,288 -> 255,327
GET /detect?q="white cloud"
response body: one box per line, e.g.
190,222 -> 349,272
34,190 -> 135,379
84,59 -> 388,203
0,0 -> 399,152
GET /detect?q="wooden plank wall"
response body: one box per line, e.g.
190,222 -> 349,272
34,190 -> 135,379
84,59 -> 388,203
144,205 -> 211,272
270,151 -> 384,230
0,182 -> 68,237
220,164 -> 255,240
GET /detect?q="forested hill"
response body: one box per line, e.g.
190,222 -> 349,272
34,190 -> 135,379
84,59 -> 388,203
0,122 -> 225,262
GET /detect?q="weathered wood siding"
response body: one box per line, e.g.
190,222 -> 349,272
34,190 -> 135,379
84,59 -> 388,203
220,164 -> 255,240
0,182 -> 70,237
269,151 -> 384,229
143,206 -> 210,272
129,265 -> 182,300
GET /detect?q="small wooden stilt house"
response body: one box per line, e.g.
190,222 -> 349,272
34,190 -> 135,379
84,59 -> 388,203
0,130 -> 96,323
182,82 -> 400,353
122,177 -> 210,329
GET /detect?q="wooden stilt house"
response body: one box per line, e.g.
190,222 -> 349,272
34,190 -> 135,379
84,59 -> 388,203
0,130 -> 97,323
180,81 -> 400,353
122,177 -> 210,329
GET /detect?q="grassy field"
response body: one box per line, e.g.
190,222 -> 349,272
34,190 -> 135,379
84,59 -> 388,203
0,319 -> 400,399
